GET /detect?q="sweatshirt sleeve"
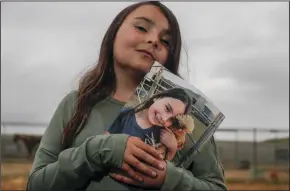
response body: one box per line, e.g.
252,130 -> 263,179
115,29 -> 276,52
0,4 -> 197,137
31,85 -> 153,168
161,137 -> 227,191
27,91 -> 129,191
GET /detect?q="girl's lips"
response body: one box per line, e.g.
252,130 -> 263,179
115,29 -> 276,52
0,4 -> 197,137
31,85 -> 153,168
137,50 -> 154,60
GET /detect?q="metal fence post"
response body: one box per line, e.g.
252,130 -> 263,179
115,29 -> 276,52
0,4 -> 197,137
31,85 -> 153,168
252,128 -> 258,180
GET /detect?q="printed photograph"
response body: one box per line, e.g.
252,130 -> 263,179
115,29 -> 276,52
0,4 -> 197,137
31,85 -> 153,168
106,62 -> 225,166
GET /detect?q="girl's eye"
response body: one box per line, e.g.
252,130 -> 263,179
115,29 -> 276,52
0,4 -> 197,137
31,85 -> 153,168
161,39 -> 169,46
165,105 -> 170,112
135,26 -> 147,32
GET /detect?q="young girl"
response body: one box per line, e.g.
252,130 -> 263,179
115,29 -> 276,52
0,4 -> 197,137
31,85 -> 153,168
106,88 -> 193,161
28,1 -> 226,191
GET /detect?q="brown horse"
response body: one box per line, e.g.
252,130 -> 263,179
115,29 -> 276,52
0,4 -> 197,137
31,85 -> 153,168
13,134 -> 42,159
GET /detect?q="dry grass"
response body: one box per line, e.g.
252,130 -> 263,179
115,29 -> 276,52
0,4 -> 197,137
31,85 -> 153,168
1,162 -> 289,190
1,162 -> 32,190
225,169 -> 289,183
227,183 -> 289,190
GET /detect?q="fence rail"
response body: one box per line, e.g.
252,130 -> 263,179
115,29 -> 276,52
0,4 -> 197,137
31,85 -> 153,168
1,122 -> 289,182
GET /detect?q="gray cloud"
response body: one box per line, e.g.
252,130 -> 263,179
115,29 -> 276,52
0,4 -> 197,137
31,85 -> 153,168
174,2 -> 289,128
1,2 -> 288,132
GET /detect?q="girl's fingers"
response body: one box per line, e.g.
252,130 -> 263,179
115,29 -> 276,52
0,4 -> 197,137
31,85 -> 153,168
135,140 -> 164,161
110,173 -> 140,185
125,154 -> 157,178
121,162 -> 143,182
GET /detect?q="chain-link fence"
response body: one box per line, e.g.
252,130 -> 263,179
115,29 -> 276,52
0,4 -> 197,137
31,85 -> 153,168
215,128 -> 289,184
1,123 -> 289,189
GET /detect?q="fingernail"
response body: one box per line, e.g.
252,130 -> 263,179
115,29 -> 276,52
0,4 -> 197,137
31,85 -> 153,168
159,154 -> 163,159
152,171 -> 157,177
158,164 -> 164,170
138,177 -> 143,182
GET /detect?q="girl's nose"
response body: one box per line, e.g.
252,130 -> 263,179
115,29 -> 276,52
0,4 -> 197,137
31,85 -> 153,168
146,32 -> 160,50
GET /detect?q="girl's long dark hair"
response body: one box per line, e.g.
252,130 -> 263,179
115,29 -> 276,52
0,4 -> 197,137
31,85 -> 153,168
109,88 -> 193,134
61,1 -> 183,150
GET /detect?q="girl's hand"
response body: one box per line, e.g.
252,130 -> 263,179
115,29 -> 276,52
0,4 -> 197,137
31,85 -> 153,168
110,160 -> 167,188
120,136 -> 165,183
160,129 -> 177,160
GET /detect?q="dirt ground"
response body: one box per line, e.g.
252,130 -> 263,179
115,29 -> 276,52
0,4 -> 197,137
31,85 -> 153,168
227,183 -> 289,190
1,162 -> 289,190
225,169 -> 289,182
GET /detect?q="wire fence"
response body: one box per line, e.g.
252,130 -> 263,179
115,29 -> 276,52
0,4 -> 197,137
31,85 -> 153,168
214,128 -> 289,184
1,123 -> 289,189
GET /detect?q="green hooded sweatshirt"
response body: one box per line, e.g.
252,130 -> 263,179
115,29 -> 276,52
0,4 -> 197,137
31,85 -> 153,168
27,91 -> 227,191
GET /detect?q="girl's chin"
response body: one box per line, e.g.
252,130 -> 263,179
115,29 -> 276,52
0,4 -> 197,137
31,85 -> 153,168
135,60 -> 154,72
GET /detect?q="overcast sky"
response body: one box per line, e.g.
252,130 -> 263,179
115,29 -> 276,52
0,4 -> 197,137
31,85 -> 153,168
1,2 -> 289,135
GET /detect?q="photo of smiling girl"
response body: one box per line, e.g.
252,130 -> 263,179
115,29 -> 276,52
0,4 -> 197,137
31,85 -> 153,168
106,88 -> 194,160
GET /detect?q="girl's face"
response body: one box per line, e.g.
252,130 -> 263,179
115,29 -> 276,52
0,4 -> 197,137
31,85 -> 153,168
147,97 -> 186,127
113,4 -> 170,74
